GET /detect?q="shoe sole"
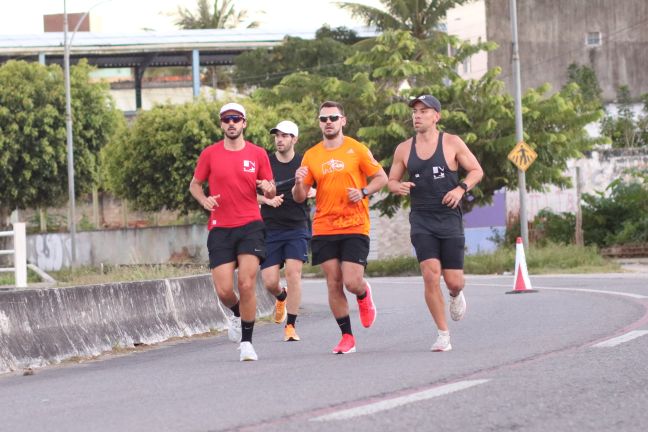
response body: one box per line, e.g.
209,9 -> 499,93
240,356 -> 258,361
431,344 -> 452,352
284,337 -> 300,342
333,346 -> 356,354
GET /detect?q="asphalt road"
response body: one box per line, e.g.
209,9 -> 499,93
1,273 -> 647,432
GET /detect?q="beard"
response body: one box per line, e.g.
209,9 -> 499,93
225,128 -> 243,140
324,129 -> 341,140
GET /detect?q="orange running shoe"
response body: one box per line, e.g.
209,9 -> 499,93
332,334 -> 356,354
357,281 -> 377,328
274,296 -> 287,324
283,324 -> 301,342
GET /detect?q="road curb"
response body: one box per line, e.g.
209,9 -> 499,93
0,273 -> 274,374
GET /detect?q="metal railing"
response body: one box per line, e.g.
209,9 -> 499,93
0,223 -> 27,288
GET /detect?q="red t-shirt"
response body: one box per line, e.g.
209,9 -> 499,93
194,140 -> 273,229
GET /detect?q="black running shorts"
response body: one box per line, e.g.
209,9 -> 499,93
207,220 -> 266,269
411,234 -> 465,269
310,234 -> 370,267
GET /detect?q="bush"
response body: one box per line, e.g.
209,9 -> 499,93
533,209 -> 576,245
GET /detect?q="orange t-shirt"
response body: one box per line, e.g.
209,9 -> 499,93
301,136 -> 382,236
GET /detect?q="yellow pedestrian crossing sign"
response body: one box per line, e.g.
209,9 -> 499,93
508,141 -> 537,172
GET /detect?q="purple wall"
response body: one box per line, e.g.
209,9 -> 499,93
464,189 -> 506,228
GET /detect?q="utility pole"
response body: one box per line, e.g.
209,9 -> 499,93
510,0 -> 529,249
64,0 -> 77,267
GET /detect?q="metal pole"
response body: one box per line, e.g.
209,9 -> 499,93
510,0 -> 529,249
64,0 -> 77,267
575,166 -> 584,246
13,223 -> 27,288
192,49 -> 200,98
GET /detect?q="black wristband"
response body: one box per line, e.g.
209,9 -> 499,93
459,182 -> 468,192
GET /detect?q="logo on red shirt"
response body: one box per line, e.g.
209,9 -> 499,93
243,160 -> 256,173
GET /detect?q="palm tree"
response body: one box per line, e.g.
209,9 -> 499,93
175,0 -> 261,89
175,0 -> 259,29
337,0 -> 471,39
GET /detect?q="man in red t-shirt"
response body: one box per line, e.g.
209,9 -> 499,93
190,102 -> 275,362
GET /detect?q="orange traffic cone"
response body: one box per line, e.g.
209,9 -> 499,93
506,237 -> 538,294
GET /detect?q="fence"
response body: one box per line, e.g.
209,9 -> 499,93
0,223 -> 27,288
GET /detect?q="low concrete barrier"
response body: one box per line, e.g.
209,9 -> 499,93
0,273 -> 274,374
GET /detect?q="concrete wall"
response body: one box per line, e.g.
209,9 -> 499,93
28,224 -> 207,271
0,273 -> 274,374
507,147 -> 648,220
486,0 -> 648,100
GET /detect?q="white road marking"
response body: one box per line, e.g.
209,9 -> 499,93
310,379 -> 489,422
466,283 -> 648,299
592,330 -> 648,348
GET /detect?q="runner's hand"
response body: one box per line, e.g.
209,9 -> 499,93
265,194 -> 284,208
442,187 -> 465,209
202,195 -> 220,211
394,181 -> 415,196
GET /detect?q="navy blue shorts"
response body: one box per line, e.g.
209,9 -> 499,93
260,227 -> 311,270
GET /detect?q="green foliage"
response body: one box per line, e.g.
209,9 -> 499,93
0,60 -> 122,217
600,85 -> 648,148
337,0 -> 472,39
532,209 -> 576,246
582,169 -> 648,247
175,0 -> 258,29
102,100 -> 221,213
564,63 -> 603,110
233,30 -> 362,89
465,243 -> 618,275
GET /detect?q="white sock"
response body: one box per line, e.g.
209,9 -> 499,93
438,330 -> 450,337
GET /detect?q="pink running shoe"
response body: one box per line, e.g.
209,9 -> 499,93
332,334 -> 356,354
357,281 -> 377,328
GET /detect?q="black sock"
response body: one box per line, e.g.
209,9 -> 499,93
357,291 -> 367,300
230,302 -> 240,318
287,313 -> 297,327
276,288 -> 287,302
241,320 -> 255,342
336,315 -> 352,335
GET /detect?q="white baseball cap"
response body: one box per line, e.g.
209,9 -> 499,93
270,120 -> 299,137
219,102 -> 246,118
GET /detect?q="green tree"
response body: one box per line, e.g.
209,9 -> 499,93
564,63 -> 602,110
102,99 -> 277,214
582,169 -> 648,246
175,0 -> 259,89
233,28 -> 362,89
600,85 -> 648,148
337,0 -> 472,39
0,60 -> 122,225
175,0 -> 259,29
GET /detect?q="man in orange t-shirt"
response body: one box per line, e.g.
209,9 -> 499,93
293,101 -> 388,355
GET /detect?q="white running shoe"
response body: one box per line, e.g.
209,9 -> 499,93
228,316 -> 242,343
238,341 -> 258,361
449,291 -> 466,321
431,332 -> 452,352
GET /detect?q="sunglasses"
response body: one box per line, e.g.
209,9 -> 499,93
221,115 -> 245,124
319,115 -> 342,123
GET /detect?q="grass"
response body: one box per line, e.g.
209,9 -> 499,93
49,264 -> 210,287
0,268 -> 43,286
2,244 -> 622,287
465,243 -> 621,275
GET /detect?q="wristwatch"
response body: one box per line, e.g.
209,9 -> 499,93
458,182 -> 468,192
361,187 -> 370,198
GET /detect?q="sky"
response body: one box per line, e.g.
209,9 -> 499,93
0,0 -> 383,34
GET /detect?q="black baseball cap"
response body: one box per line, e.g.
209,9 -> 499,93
408,95 -> 441,112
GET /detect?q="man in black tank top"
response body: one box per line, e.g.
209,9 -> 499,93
387,95 -> 483,353
258,121 -> 312,342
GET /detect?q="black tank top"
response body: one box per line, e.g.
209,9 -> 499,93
260,153 -> 310,229
407,133 -> 463,236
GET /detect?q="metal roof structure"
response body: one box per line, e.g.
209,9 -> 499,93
0,27 -> 378,67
